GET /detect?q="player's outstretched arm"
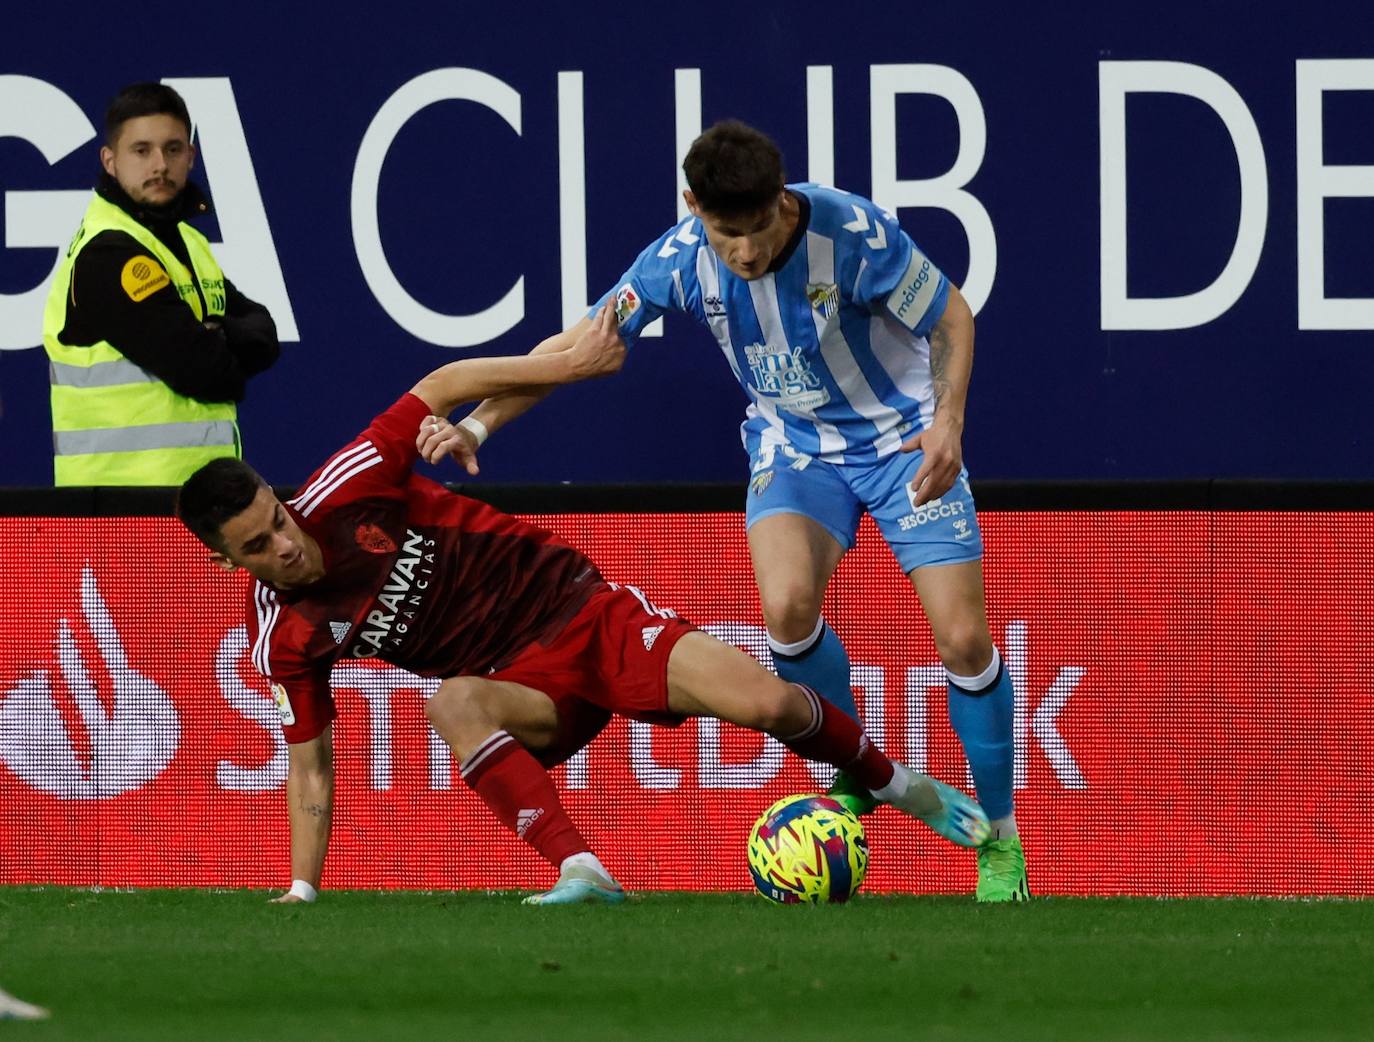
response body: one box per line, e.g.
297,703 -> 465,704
902,282 -> 975,506
411,304 -> 621,422
271,726 -> 334,904
413,306 -> 620,470
460,314 -> 594,437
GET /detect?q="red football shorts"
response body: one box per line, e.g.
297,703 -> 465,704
487,583 -> 697,765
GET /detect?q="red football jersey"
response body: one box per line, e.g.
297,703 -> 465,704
246,393 -> 605,743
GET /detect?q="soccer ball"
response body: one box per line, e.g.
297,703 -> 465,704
747,793 -> 868,904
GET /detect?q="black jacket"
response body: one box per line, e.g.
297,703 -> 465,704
56,174 -> 280,403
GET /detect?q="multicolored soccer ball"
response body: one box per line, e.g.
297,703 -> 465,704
747,794 -> 868,904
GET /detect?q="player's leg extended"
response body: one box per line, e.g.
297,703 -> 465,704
426,677 -> 624,905
665,632 -> 988,847
912,560 -> 1028,901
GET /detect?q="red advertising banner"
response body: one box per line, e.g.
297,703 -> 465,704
1,512 -> 1371,896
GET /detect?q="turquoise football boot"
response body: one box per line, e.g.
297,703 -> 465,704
523,865 -> 627,906
886,769 -> 991,848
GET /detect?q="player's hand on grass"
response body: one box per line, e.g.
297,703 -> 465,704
901,418 -> 963,505
564,303 -> 625,381
416,415 -> 482,475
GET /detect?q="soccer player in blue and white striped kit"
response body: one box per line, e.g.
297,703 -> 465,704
456,120 -> 1027,901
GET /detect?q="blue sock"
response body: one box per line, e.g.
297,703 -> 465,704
768,620 -> 859,723
946,649 -> 1015,820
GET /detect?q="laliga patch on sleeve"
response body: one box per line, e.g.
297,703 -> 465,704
885,249 -> 942,331
119,255 -> 170,302
614,283 -> 641,324
271,683 -> 297,726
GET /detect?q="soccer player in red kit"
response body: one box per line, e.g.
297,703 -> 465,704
176,305 -> 989,904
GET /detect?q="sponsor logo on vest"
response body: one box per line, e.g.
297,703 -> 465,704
350,529 -> 438,659
120,255 -> 170,302
355,523 -> 397,554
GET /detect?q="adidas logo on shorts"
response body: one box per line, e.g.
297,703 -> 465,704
641,625 -> 665,651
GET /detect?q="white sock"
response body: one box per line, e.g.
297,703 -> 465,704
989,814 -> 1018,840
561,851 -> 614,883
947,646 -> 1002,692
870,762 -> 913,803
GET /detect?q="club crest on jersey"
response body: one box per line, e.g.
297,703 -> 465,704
750,470 -> 775,497
355,523 -> 397,554
614,284 -> 641,324
806,282 -> 839,320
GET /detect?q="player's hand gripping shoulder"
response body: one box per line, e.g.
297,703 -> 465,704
561,301 -> 625,381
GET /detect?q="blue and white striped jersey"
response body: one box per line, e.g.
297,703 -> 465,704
592,183 -> 950,464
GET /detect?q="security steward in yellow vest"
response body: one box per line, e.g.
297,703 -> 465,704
43,83 -> 279,486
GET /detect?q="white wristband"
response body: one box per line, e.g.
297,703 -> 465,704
456,415 -> 489,447
288,879 -> 318,902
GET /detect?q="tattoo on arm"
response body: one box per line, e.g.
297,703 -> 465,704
304,804 -> 329,819
929,323 -> 952,412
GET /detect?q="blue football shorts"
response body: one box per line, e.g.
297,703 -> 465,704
743,443 -> 983,573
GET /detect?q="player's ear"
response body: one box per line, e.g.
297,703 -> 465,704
209,551 -> 238,573
683,189 -> 700,217
100,145 -> 116,177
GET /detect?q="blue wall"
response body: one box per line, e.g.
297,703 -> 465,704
2,1 -> 1370,486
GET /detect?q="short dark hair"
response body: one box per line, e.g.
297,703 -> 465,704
105,83 -> 193,147
177,457 -> 266,551
683,120 -> 785,217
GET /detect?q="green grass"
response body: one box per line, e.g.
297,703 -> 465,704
2,887 -> 1371,1041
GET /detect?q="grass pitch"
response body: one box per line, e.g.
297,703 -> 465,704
2,887 -> 1370,1041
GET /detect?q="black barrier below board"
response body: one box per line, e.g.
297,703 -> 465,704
3,481 -> 1374,517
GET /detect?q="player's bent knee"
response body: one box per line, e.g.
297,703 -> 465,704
743,680 -> 803,736
425,677 -> 492,729
758,590 -> 822,644
937,627 -> 996,676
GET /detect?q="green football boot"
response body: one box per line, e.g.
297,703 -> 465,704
523,864 -> 627,906
827,769 -> 879,817
976,835 -> 1031,903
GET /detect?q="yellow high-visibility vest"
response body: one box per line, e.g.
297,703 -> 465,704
43,193 -> 239,486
